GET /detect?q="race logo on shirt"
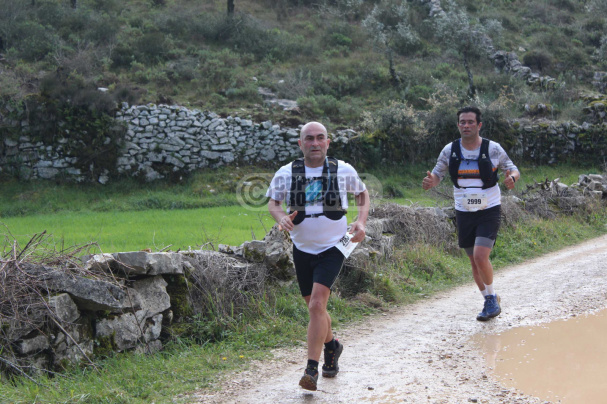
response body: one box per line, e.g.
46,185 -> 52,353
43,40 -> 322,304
305,179 -> 323,206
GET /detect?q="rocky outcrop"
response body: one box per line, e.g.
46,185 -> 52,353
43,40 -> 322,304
491,51 -> 557,89
593,72 -> 607,94
583,94 -> 607,124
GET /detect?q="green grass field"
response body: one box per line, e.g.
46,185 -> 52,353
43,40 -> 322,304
1,163 -> 602,253
1,207 -> 274,253
0,202 -> 362,254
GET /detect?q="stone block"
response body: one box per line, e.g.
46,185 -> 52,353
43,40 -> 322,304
49,293 -> 80,323
16,335 -> 50,355
132,276 -> 171,317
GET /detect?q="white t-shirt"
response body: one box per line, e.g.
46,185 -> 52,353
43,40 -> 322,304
431,139 -> 519,212
266,160 -> 366,254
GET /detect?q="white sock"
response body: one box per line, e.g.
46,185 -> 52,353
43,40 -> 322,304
480,288 -> 489,297
485,283 -> 495,296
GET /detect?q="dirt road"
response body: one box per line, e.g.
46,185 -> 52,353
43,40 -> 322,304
186,235 -> 607,404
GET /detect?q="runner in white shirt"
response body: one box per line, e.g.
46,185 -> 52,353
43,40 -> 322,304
267,121 -> 369,391
422,106 -> 520,322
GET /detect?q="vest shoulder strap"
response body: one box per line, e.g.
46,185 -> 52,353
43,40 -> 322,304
480,138 -> 490,158
326,156 -> 338,175
449,140 -> 462,188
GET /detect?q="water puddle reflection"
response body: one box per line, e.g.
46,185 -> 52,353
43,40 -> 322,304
472,309 -> 607,403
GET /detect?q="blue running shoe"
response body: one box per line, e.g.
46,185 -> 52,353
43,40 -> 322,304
476,294 -> 501,321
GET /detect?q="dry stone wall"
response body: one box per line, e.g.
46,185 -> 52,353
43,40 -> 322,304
0,103 -> 357,183
1,216 -> 396,376
115,104 -> 302,182
1,101 -> 606,182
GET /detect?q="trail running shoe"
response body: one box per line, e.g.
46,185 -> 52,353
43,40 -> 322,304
476,294 -> 501,321
299,367 -> 318,391
322,340 -> 343,378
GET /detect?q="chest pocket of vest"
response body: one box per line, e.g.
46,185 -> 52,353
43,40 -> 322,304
289,157 -> 345,224
449,138 -> 498,189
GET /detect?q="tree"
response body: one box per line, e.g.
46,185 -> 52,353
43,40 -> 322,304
362,0 -> 419,86
587,0 -> 607,14
587,0 -> 607,62
0,0 -> 26,51
228,0 -> 234,15
433,0 -> 502,99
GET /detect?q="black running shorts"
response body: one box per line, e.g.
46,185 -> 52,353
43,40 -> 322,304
454,205 -> 501,250
293,245 -> 345,297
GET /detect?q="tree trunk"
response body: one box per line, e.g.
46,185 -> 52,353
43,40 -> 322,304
463,53 -> 476,99
70,0 -> 77,9
387,48 -> 400,86
227,0 -> 234,15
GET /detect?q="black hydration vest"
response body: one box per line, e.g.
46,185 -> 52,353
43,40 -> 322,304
448,138 -> 498,189
288,157 -> 345,225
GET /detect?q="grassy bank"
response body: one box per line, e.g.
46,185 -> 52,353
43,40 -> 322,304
1,164 -> 606,403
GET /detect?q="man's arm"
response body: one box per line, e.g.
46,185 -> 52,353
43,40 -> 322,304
503,169 -> 520,190
349,189 -> 369,243
496,143 -> 520,190
422,171 -> 441,190
268,198 -> 297,231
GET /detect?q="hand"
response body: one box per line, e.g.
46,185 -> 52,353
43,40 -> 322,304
278,211 -> 298,231
422,171 -> 436,190
349,221 -> 366,243
504,169 -> 516,190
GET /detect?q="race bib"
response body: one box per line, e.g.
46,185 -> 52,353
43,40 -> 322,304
461,192 -> 488,212
335,232 -> 358,258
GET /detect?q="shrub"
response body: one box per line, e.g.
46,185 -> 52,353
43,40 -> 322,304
192,12 -> 311,61
581,17 -> 604,47
135,32 -> 170,64
165,57 -> 200,81
421,85 -> 462,157
275,69 -> 313,100
328,32 -> 353,48
225,83 -> 262,103
430,63 -> 454,80
84,14 -> 120,44
360,101 -> 427,164
523,50 -> 552,73
17,71 -> 126,181
297,94 -> 340,118
111,42 -> 135,68
405,84 -> 433,109
13,21 -> 57,62
195,49 -> 250,92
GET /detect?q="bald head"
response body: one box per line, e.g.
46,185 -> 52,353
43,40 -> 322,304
298,121 -> 330,167
300,121 -> 327,140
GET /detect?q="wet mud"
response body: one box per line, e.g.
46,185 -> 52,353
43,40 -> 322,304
474,308 -> 607,403
186,235 -> 607,404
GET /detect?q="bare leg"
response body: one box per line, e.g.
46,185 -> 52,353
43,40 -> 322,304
469,245 -> 494,290
304,282 -> 333,361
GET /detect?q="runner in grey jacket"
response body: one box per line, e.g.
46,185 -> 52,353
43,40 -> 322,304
422,106 -> 520,321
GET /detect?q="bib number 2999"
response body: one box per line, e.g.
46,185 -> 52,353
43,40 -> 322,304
461,193 -> 488,212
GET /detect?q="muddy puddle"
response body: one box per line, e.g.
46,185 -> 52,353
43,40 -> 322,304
472,308 -> 607,403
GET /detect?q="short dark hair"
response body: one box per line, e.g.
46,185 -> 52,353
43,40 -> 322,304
457,106 -> 482,124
